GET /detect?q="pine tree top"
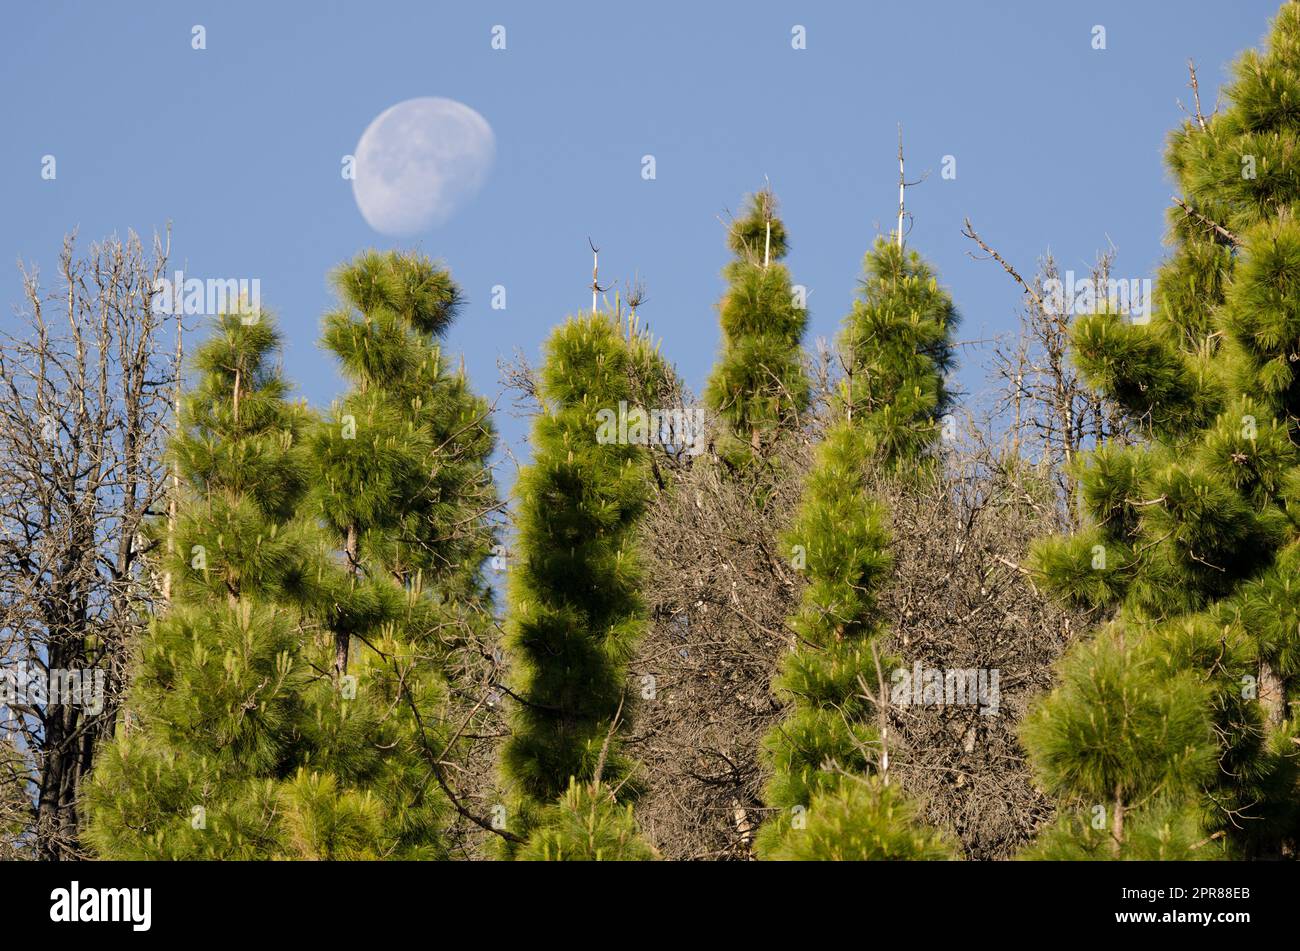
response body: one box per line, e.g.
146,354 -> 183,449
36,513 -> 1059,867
728,187 -> 788,262
331,249 -> 462,337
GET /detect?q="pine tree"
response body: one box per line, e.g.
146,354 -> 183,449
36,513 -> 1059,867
757,239 -> 958,859
499,310 -> 671,854
309,250 -> 499,856
84,310 -> 332,858
1019,626 -> 1219,859
1024,5 -> 1300,858
86,278 -> 486,859
841,239 -> 959,469
703,188 -> 810,467
314,250 -> 496,607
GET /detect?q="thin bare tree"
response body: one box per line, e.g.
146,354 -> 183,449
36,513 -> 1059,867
962,220 -> 1130,525
0,230 -> 179,859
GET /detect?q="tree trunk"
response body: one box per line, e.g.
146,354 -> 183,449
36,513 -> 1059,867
1259,661 -> 1285,727
336,523 -> 359,678
1111,787 -> 1125,857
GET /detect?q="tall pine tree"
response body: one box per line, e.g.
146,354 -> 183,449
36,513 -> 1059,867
1023,5 -> 1300,858
703,188 -> 810,467
82,310 -> 366,858
87,292 -> 477,858
758,238 -> 958,859
309,250 -> 499,856
499,309 -> 670,857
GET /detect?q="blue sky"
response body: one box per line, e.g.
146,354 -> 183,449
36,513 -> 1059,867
0,1 -> 1283,471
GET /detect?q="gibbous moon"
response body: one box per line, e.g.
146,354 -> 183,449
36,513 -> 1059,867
352,97 -> 495,235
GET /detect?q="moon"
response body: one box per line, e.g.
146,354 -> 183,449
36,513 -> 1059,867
352,97 -> 495,235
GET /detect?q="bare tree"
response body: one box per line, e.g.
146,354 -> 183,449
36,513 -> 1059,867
627,393 -> 1090,859
628,411 -> 803,859
963,221 -> 1130,525
0,230 -> 179,859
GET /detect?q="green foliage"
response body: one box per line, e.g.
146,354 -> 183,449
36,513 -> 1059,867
1026,5 -> 1300,858
838,238 -> 960,469
760,421 -> 890,826
704,188 -> 810,466
84,313 -> 335,857
1021,626 -> 1218,807
1076,443 -> 1152,539
758,240 -> 957,859
761,779 -> 957,861
309,249 -> 501,856
517,780 -> 657,861
500,311 -> 668,849
86,302 -> 462,859
1028,530 -> 1133,609
1218,220 -> 1300,422
1070,310 -> 1217,438
728,187 -> 789,260
1023,800 -> 1219,861
0,737 -> 30,858
314,250 -> 497,601
279,770 -> 389,860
